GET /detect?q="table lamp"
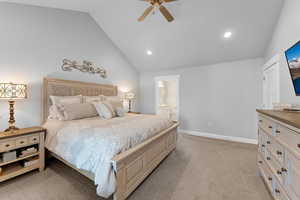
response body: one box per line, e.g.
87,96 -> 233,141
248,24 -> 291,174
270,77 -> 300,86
0,83 -> 27,132
125,92 -> 135,113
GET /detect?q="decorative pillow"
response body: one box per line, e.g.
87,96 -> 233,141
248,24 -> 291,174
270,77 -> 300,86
83,96 -> 103,103
115,107 -> 125,117
58,103 -> 98,120
104,96 -> 124,113
93,102 -> 114,119
48,105 -> 65,120
50,95 -> 82,106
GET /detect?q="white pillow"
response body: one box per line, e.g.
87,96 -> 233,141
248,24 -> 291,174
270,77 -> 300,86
83,96 -> 104,103
104,96 -> 122,102
59,103 -> 98,120
50,95 -> 82,106
93,102 -> 114,119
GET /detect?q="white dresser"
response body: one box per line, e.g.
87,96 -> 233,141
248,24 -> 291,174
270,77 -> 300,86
257,110 -> 300,200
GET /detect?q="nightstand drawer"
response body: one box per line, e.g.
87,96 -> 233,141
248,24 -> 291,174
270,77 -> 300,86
15,137 -> 28,147
0,140 -> 16,152
28,134 -> 39,144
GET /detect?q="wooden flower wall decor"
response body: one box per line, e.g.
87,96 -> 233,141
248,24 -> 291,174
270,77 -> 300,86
61,59 -> 107,78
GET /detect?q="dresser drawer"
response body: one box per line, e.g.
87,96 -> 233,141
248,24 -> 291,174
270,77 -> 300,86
28,134 -> 40,144
285,152 -> 300,200
266,149 -> 285,185
258,153 -> 273,192
269,139 -> 285,165
276,125 -> 300,156
273,179 -> 291,200
259,116 -> 274,135
15,137 -> 28,148
0,140 -> 16,152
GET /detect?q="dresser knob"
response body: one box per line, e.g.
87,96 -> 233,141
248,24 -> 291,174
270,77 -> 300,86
262,144 -> 266,148
268,126 -> 273,129
267,141 -> 271,144
258,161 -> 263,164
277,170 -> 282,175
298,144 -> 300,148
267,157 -> 271,160
275,189 -> 280,194
20,141 -> 24,144
281,168 -> 288,173
276,130 -> 280,133
5,144 -> 10,147
268,177 -> 272,181
259,120 -> 263,123
276,151 -> 283,155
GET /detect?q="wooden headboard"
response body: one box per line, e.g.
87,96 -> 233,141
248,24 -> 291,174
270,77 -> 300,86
43,78 -> 118,122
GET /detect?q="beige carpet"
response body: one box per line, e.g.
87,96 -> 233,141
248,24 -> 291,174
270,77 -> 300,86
0,134 -> 272,200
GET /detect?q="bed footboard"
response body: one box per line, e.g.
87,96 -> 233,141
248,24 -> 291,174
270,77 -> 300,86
112,123 -> 179,200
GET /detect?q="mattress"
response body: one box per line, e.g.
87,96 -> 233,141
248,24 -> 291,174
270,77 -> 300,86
43,114 -> 173,198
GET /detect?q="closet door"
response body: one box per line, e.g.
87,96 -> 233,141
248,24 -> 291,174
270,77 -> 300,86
263,55 -> 280,109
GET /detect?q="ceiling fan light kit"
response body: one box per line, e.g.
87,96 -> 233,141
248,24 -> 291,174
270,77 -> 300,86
138,0 -> 176,22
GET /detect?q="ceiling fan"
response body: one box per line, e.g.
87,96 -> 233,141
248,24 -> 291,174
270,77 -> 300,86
138,0 -> 176,22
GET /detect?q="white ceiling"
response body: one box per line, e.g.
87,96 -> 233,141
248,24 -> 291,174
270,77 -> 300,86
2,0 -> 284,71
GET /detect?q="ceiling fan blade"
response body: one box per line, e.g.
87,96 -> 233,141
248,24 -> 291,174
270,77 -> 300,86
159,5 -> 174,22
138,6 -> 155,22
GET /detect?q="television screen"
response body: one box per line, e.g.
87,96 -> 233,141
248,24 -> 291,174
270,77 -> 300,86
285,41 -> 300,96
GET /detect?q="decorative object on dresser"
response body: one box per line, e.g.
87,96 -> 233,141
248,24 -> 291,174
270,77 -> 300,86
257,109 -> 300,200
62,59 -> 107,78
124,92 -> 135,113
0,127 -> 45,182
0,83 -> 27,132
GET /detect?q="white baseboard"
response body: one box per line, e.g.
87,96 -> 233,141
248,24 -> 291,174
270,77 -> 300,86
179,129 -> 258,145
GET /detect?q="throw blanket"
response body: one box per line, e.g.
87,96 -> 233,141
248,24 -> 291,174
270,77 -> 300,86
43,114 -> 173,198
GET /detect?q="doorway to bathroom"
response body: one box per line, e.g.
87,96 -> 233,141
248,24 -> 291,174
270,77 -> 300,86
155,75 -> 180,121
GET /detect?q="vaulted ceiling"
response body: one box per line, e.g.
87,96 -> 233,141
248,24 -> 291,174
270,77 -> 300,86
1,0 -> 283,71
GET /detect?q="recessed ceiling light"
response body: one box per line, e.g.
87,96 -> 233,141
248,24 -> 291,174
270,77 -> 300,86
224,31 -> 232,39
147,50 -> 153,55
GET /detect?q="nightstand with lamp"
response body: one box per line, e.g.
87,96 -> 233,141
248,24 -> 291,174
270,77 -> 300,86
0,82 -> 45,182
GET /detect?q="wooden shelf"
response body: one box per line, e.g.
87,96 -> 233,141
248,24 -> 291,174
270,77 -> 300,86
0,153 -> 39,167
0,163 -> 39,182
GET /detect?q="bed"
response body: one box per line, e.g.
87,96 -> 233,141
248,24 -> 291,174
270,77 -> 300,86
42,78 -> 179,200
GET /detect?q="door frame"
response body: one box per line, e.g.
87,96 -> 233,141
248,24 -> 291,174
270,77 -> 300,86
263,54 -> 280,109
154,75 -> 180,120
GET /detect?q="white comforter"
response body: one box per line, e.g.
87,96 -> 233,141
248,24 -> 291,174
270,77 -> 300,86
43,114 -> 173,198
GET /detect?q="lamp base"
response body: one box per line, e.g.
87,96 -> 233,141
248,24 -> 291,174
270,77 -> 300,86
5,126 -> 19,132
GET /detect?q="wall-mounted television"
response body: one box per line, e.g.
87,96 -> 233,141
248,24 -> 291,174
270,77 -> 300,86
285,40 -> 300,96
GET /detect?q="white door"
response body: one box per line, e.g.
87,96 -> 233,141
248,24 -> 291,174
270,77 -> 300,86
263,55 -> 280,109
155,75 -> 180,121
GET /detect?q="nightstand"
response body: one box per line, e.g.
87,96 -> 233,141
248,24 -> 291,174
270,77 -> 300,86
0,127 -> 46,182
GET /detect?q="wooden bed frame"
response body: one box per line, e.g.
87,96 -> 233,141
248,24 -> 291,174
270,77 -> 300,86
43,78 -> 179,200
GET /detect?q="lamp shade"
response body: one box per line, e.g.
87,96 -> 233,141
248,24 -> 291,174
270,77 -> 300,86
125,92 -> 135,100
0,83 -> 27,100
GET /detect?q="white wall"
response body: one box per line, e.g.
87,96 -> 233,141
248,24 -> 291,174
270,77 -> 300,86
265,0 -> 300,104
0,3 -> 139,130
140,58 -> 263,140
